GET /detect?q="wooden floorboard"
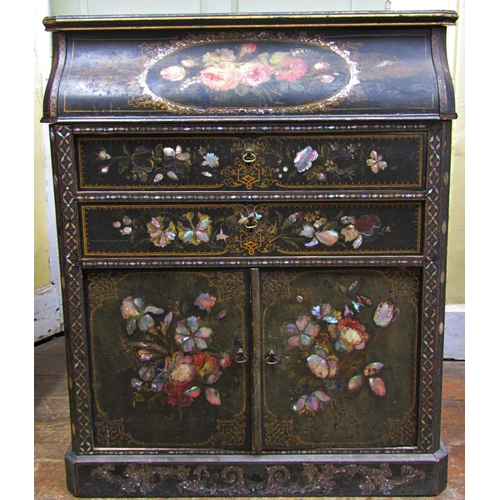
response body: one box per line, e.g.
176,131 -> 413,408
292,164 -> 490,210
34,335 -> 465,499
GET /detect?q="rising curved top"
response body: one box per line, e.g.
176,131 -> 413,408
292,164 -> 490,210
42,11 -> 457,123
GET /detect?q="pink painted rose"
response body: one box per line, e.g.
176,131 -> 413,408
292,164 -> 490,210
275,57 -> 308,82
200,62 -> 242,91
240,61 -> 272,87
240,43 -> 258,56
160,65 -> 186,82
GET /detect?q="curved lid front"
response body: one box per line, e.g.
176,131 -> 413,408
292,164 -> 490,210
42,11 -> 457,122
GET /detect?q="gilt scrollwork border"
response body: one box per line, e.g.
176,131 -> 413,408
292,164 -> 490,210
90,461 -> 426,496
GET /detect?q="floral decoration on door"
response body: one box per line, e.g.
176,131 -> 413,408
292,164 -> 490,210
121,291 -> 233,411
279,280 -> 400,417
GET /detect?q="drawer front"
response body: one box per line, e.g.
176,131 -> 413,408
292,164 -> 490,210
81,202 -> 423,257
86,269 -> 252,450
77,133 -> 425,191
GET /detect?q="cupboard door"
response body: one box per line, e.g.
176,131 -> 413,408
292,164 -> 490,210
260,268 -> 420,450
86,269 -> 252,450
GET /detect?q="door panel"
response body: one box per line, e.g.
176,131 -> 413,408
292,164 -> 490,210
260,268 -> 420,450
86,269 -> 252,450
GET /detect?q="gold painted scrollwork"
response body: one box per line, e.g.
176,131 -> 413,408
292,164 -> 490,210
95,416 -> 134,447
381,411 -> 418,446
261,271 -> 298,306
264,415 -> 296,448
87,273 -> 121,309
208,271 -> 246,307
212,419 -> 247,447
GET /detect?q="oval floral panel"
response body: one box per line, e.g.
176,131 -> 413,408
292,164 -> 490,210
138,34 -> 360,114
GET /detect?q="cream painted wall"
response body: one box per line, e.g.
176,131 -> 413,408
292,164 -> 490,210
34,80 -> 50,290
393,0 -> 465,309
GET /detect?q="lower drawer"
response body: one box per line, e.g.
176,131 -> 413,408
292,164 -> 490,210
81,202 -> 423,257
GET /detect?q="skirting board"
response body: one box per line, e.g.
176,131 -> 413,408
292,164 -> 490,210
444,304 -> 465,360
34,284 -> 64,342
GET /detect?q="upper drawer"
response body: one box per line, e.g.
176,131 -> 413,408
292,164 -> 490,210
81,201 -> 423,258
77,132 -> 425,191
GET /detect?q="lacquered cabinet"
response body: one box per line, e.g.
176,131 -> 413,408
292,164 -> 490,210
42,11 -> 457,497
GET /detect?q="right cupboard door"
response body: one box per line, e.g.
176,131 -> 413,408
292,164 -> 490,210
259,268 -> 421,451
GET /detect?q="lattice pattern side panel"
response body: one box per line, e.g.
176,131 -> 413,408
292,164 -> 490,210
51,124 -> 93,454
419,126 -> 448,452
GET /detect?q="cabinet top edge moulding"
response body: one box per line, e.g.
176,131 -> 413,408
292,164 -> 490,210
42,11 -> 457,124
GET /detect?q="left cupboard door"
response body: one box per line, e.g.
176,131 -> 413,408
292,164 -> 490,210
85,269 -> 252,451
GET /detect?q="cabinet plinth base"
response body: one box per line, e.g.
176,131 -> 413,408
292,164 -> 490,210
65,443 -> 448,497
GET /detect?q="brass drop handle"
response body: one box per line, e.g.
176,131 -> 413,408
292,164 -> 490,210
235,348 -> 249,364
242,148 -> 257,164
265,350 -> 279,365
244,215 -> 259,230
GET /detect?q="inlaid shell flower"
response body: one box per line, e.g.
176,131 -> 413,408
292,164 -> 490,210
311,303 -> 339,324
348,362 -> 386,396
96,149 -> 111,160
175,316 -> 214,353
202,153 -> 219,168
120,296 -> 164,335
160,145 -> 191,181
300,223 -> 339,247
366,150 -> 388,173
168,354 -> 196,384
177,212 -> 212,245
146,216 -> 176,247
294,146 -> 318,173
373,300 -> 400,327
194,293 -> 216,312
205,387 -> 221,406
284,316 -> 320,347
340,215 -> 381,249
307,353 -> 339,379
293,391 -> 331,415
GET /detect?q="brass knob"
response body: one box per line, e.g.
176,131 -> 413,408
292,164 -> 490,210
235,348 -> 248,364
265,350 -> 278,365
